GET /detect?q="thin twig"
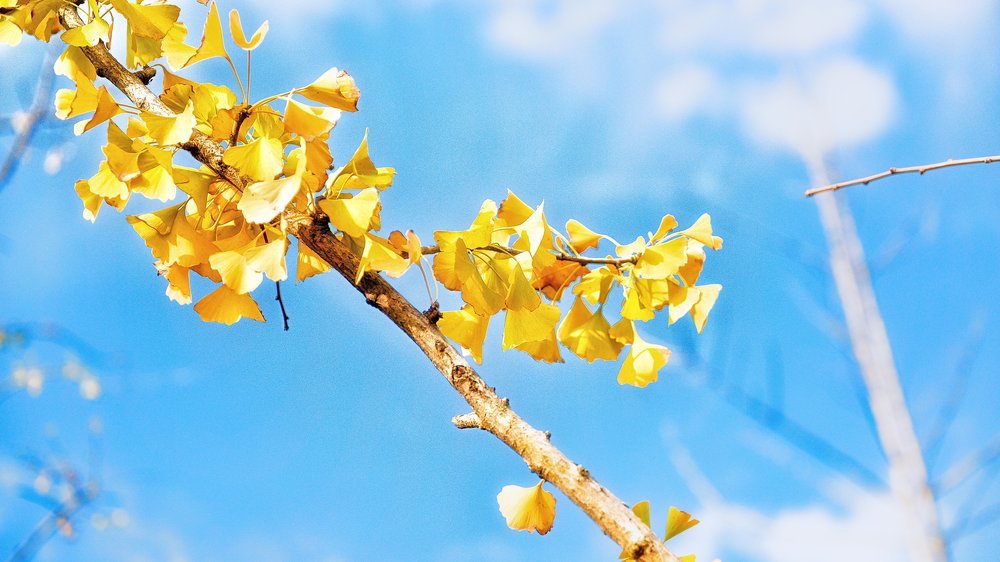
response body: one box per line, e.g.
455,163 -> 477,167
419,244 -> 637,267
805,154 -> 1000,196
274,281 -> 290,331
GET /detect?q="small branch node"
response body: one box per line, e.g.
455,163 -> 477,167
452,412 -> 482,430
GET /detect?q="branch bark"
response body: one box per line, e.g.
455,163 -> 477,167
57,6 -> 677,560
808,161 -> 947,562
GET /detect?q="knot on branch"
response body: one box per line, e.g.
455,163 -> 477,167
423,301 -> 441,324
133,65 -> 156,85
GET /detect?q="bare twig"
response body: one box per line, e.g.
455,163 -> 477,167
0,47 -> 57,192
805,154 -> 1000,196
57,6 -> 677,559
274,281 -> 290,331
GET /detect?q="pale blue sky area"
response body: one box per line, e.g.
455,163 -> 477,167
1,2 -> 999,561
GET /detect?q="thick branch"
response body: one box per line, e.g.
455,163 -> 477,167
805,154 -> 1000,196
58,6 -> 676,559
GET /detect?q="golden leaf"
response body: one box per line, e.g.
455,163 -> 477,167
194,285 -> 265,325
497,481 -> 556,535
299,67 -> 360,111
438,305 -> 490,364
228,9 -> 268,50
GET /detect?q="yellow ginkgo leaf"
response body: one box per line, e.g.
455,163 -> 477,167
531,259 -> 587,301
503,302 -> 559,351
73,86 -> 122,136
557,297 -> 623,362
438,305 -> 490,364
319,187 -> 380,238
355,233 -> 409,283
635,238 -> 688,279
222,137 -> 284,181
110,0 -> 180,40
665,506 -> 700,541
666,280 -> 699,325
621,283 -> 654,322
228,9 -> 268,50
61,15 -> 109,47
454,239 -> 504,316
142,101 -> 196,146
566,219 -> 602,253
327,131 -> 395,191
497,481 -> 556,535
157,262 -> 192,305
208,249 -> 263,294
54,46 -> 97,83
161,21 -> 198,70
182,1 -> 228,68
74,180 -> 103,222
238,141 -> 306,223
573,266 -> 616,306
283,98 -> 341,141
690,284 -> 721,333
617,329 -> 670,388
132,148 -> 178,201
678,243 -> 706,286
0,19 -> 22,47
681,213 -> 723,250
650,214 -> 678,241
296,241 -> 331,283
496,190 -> 535,227
505,264 -> 541,311
87,161 -> 130,200
194,284 -> 264,325
245,238 -> 288,282
299,67 -> 360,111
616,236 -> 646,258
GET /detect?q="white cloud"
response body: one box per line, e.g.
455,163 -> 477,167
483,0 -> 618,62
660,0 -> 867,57
876,0 -> 998,43
669,446 -> 910,562
686,483 -> 909,562
739,57 -> 897,158
655,64 -> 722,122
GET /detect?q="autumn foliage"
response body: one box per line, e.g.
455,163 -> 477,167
1,0 -> 719,553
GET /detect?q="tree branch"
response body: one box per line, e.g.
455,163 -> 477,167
804,154 -> 1000,196
57,6 -> 677,559
419,244 -> 640,267
809,162 -> 947,562
0,47 -> 57,192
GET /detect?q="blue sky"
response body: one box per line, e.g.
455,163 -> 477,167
1,1 -> 999,561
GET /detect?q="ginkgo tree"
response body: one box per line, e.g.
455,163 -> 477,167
1,1 -> 723,559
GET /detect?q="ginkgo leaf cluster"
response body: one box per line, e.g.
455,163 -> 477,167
3,0 -> 722,388
3,0 -> 722,551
